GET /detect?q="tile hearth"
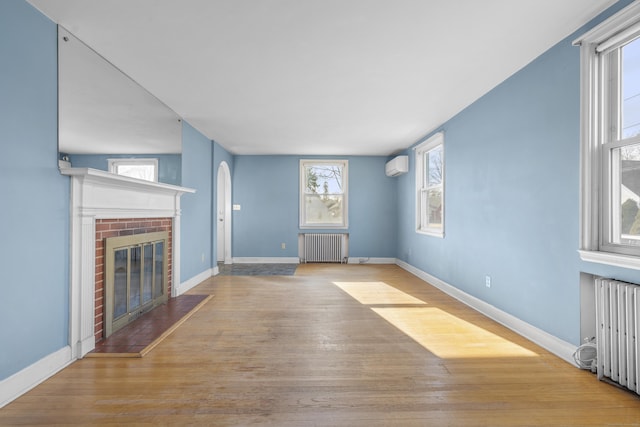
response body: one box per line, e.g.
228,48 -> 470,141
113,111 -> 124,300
89,294 -> 210,357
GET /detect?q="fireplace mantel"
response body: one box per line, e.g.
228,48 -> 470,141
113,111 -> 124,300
61,167 -> 194,217
62,168 -> 195,359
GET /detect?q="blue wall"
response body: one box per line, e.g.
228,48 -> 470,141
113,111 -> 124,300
232,155 -> 396,259
180,121 -> 213,281
396,0 -> 640,346
0,0 -> 69,380
5,0 -> 640,391
67,153 -> 182,185
348,156 -> 397,258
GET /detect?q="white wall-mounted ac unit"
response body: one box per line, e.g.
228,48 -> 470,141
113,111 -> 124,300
385,155 -> 408,177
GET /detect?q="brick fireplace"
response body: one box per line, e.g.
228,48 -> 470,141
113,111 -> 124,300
94,218 -> 173,342
62,167 -> 194,358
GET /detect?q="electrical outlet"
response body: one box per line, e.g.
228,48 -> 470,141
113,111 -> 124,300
201,253 -> 205,263
485,275 -> 491,288
281,242 -> 286,249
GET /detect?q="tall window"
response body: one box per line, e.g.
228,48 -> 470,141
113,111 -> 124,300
603,36 -> 640,255
300,160 -> 348,228
415,132 -> 444,237
108,158 -> 158,182
576,3 -> 640,265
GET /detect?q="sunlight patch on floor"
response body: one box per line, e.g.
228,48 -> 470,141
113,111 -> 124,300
333,281 -> 427,305
372,306 -> 538,358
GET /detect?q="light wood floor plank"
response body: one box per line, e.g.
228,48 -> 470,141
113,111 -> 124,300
1,264 -> 639,425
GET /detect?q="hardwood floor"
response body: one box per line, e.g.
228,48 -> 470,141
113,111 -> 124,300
1,264 -> 639,426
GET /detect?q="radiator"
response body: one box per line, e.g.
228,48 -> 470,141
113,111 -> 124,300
594,277 -> 640,394
300,233 -> 348,263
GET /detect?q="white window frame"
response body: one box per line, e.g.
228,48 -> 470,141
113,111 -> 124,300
108,158 -> 159,182
575,2 -> 640,270
299,159 -> 348,229
415,132 -> 445,238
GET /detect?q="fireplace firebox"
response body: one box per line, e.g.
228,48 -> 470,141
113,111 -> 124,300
104,231 -> 169,337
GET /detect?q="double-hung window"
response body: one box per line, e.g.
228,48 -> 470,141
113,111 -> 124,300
415,132 -> 444,237
300,160 -> 348,228
576,2 -> 640,267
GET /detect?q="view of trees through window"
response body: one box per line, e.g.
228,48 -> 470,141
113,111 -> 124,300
303,162 -> 345,226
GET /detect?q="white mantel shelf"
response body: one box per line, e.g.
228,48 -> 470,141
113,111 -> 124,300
63,167 -> 195,360
61,167 -> 194,193
62,167 -> 194,218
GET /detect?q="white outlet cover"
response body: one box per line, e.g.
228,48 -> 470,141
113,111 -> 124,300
232,204 -> 241,211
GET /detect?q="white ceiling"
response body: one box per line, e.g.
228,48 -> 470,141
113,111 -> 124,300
28,0 -> 616,156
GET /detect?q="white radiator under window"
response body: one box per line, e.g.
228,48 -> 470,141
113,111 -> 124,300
594,277 -> 640,395
299,233 -> 348,263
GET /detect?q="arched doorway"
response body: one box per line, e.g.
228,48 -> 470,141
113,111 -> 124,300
216,161 -> 232,264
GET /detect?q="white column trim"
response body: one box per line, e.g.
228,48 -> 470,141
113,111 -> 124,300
79,216 -> 96,357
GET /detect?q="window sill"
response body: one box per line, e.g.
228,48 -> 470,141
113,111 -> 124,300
300,225 -> 348,230
578,250 -> 640,271
416,229 -> 444,238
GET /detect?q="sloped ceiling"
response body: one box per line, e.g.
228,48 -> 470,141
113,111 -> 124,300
28,0 -> 616,155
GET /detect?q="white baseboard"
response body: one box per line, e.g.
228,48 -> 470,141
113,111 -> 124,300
347,257 -> 396,264
0,346 -> 73,408
232,257 -> 300,264
176,268 -> 213,295
395,260 -> 578,366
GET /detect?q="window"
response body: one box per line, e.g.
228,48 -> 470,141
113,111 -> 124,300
603,37 -> 640,255
300,160 -> 348,228
108,158 -> 158,182
576,2 -> 640,267
415,132 -> 444,237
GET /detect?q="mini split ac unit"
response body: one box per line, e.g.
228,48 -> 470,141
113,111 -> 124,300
385,155 -> 408,177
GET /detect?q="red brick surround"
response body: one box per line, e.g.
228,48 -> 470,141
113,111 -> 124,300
94,218 -> 173,342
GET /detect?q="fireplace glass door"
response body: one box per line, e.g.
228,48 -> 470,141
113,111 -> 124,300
105,231 -> 169,337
